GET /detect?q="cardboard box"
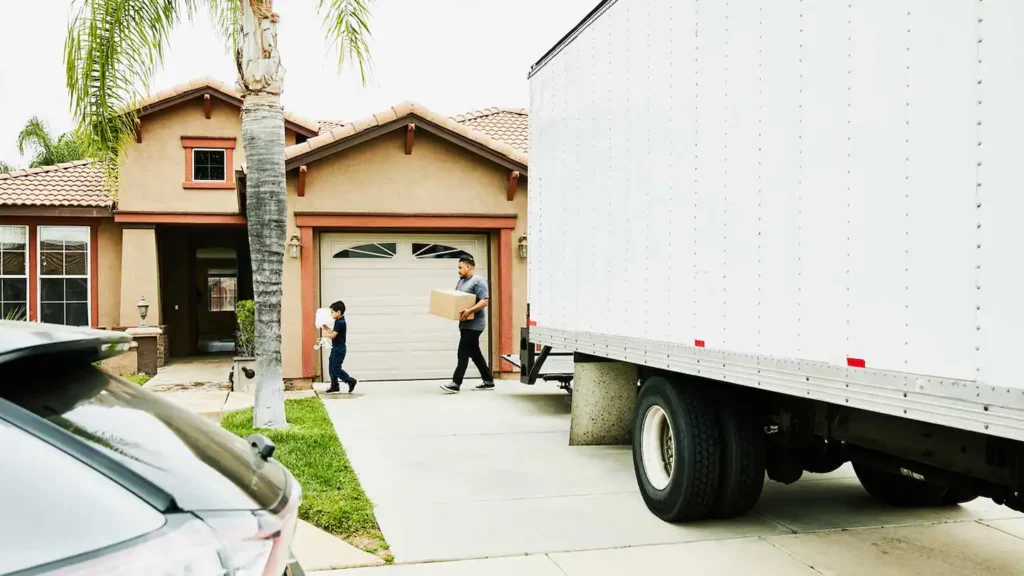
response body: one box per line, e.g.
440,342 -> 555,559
429,289 -> 476,321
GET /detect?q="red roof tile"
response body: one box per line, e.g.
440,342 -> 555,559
0,161 -> 112,209
452,107 -> 529,154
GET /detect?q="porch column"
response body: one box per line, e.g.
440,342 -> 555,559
119,226 -> 162,327
300,227 -> 315,378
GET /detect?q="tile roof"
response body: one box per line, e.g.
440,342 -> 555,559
287,102 -> 528,168
318,120 -> 346,134
452,107 -> 529,154
0,161 -> 112,208
133,77 -> 322,135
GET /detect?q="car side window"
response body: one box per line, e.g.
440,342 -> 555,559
0,418 -> 166,574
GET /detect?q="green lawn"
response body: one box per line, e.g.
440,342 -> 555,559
221,397 -> 391,560
125,373 -> 152,386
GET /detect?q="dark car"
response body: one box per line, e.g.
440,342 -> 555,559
0,322 -> 304,575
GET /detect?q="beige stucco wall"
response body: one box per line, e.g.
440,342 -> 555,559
118,99 -> 243,213
279,129 -> 528,379
97,219 -> 123,328
119,227 -> 161,326
117,97 -> 304,214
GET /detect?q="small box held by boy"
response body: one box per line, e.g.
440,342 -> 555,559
321,301 -> 358,393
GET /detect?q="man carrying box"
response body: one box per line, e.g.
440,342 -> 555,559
438,256 -> 494,393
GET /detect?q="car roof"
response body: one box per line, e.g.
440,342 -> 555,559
0,322 -> 132,366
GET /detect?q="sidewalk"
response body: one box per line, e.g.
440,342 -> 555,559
310,519 -> 1024,575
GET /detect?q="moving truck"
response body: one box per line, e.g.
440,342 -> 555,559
524,0 -> 1024,521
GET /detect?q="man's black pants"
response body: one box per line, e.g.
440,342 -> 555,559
452,328 -> 492,385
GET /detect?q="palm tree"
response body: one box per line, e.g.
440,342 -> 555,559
16,117 -> 88,168
65,0 -> 373,429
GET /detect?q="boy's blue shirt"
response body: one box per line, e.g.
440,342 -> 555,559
332,317 -> 347,349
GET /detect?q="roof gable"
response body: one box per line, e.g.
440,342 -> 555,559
285,102 -> 528,175
134,77 -> 320,137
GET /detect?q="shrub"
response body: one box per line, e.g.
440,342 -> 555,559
235,300 -> 256,357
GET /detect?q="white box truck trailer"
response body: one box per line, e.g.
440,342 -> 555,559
524,0 -> 1024,521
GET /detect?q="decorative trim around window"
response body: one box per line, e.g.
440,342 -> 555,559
182,137 -> 236,189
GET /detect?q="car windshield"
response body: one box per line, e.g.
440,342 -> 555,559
0,365 -> 286,512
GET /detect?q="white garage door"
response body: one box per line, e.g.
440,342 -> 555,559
320,233 -> 490,381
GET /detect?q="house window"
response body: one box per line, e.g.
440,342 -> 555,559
208,270 -> 237,312
333,243 -> 397,259
0,226 -> 28,321
193,149 -> 226,181
38,227 -> 90,327
413,243 -> 472,260
182,137 -> 236,189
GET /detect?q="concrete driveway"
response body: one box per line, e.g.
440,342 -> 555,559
321,381 -> 1024,574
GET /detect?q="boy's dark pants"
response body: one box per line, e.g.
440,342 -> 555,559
452,328 -> 492,385
329,346 -> 353,388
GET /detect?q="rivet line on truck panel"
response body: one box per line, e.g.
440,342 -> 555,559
973,0 -> 985,374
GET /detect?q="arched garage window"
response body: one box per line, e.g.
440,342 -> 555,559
413,243 -> 472,260
333,243 -> 397,259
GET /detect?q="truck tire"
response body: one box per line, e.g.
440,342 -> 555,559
710,398 -> 765,518
853,462 -> 978,507
633,376 -> 720,522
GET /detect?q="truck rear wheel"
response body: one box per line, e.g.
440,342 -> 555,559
633,376 -> 720,521
853,462 -> 978,507
710,398 -> 765,518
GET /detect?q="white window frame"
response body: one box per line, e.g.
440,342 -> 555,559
37,226 -> 91,327
0,225 -> 29,320
192,148 -> 228,182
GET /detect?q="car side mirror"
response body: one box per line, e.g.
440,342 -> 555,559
247,434 -> 276,461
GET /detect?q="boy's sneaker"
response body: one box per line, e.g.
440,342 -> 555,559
473,381 -> 495,391
325,386 -> 341,394
348,379 -> 358,393
439,381 -> 461,394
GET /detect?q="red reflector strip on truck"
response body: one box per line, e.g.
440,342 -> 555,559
527,320 -> 537,327
847,357 -> 866,369
695,340 -> 705,348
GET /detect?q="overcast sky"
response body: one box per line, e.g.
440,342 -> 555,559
0,0 -> 594,166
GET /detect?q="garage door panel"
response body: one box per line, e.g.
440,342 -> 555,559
320,233 -> 489,381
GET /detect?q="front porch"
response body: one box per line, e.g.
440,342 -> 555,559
117,221 -> 253,360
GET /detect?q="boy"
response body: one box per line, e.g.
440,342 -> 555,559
321,300 -> 358,393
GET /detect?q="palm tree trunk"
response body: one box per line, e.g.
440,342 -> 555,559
240,0 -> 287,429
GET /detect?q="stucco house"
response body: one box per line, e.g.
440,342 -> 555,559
0,78 -> 529,385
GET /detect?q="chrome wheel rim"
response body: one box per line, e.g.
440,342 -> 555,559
641,405 -> 674,490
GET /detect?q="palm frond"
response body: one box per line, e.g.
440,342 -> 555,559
16,117 -> 55,160
0,162 -> 16,174
65,0 -> 199,182
317,0 -> 375,84
207,0 -> 242,55
15,117 -> 89,168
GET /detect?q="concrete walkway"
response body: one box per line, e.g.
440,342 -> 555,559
313,519 -> 1024,575
318,380 -> 1024,573
150,388 -> 316,421
294,520 -> 383,571
145,356 -> 233,391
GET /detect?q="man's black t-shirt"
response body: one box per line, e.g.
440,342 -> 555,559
332,317 -> 347,349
